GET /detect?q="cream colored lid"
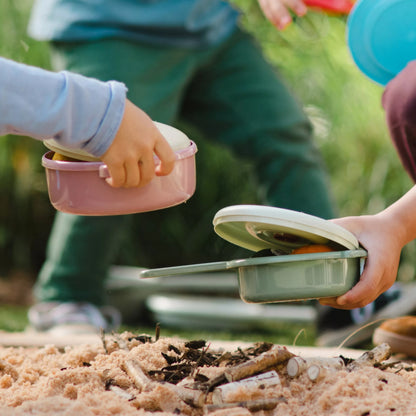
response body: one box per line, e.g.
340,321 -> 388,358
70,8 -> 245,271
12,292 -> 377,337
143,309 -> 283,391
153,122 -> 191,152
43,121 -> 191,161
213,205 -> 359,253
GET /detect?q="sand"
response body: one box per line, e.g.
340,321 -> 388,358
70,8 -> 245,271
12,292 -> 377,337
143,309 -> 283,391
0,332 -> 414,416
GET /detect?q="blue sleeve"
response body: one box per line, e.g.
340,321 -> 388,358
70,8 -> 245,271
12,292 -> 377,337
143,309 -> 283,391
0,57 -> 127,157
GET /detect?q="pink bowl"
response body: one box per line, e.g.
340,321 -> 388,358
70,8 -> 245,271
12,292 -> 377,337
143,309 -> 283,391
42,142 -> 197,215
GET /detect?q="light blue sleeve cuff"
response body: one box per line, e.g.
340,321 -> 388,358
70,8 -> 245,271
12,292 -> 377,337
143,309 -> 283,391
0,57 -> 128,155
81,80 -> 127,157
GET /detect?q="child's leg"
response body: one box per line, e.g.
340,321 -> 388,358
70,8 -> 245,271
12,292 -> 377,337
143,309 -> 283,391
34,213 -> 130,305
181,29 -> 335,219
35,39 -> 196,307
383,61 -> 416,183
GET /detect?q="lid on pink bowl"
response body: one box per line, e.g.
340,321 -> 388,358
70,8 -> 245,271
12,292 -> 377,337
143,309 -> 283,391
43,122 -> 192,161
153,122 -> 191,152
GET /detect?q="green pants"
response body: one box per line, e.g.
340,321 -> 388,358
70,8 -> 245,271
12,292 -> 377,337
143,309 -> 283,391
36,29 -> 335,304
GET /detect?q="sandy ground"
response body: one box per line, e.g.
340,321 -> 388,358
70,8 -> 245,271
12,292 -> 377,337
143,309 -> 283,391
0,274 -> 415,415
0,331 -> 414,416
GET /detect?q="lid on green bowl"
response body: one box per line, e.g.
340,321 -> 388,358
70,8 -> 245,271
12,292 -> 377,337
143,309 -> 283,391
43,121 -> 191,161
213,205 -> 359,253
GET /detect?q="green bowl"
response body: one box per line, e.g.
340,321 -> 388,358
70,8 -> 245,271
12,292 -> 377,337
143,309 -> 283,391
139,249 -> 367,304
229,249 -> 367,303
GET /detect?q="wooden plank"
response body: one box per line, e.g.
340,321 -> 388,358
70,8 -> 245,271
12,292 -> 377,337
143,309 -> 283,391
0,331 -> 102,349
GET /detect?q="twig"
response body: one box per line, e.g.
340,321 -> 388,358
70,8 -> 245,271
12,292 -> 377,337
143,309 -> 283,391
203,373 -> 227,391
163,383 -> 207,408
224,346 -> 293,382
307,364 -> 340,382
122,358 -> 206,407
338,319 -> 386,349
108,385 -> 136,401
195,343 -> 211,368
122,359 -> 154,392
287,356 -> 344,378
100,328 -> 108,354
212,370 -> 280,404
155,323 -> 160,342
112,332 -> 130,351
292,328 -> 306,346
347,343 -> 391,371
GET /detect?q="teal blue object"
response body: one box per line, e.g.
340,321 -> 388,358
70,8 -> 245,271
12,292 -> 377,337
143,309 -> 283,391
347,0 -> 416,85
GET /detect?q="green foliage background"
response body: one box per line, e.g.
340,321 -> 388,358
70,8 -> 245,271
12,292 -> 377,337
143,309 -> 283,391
1,0 -> 415,282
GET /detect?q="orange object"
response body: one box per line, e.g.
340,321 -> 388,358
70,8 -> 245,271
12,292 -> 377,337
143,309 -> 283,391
292,244 -> 336,254
304,0 -> 354,14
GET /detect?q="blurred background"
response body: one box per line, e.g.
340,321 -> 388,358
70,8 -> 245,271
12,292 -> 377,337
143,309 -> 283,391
0,0 -> 414,340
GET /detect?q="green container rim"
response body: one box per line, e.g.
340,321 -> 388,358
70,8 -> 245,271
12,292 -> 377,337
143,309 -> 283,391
139,249 -> 367,279
228,249 -> 367,268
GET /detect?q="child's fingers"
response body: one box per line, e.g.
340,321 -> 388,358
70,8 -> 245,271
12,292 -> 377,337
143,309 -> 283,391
262,0 -> 292,29
154,137 -> 176,176
136,154 -> 156,187
320,262 -> 374,308
318,296 -> 338,307
105,161 -> 126,188
287,0 -> 308,15
121,159 -> 142,188
259,0 -> 307,30
320,264 -> 388,310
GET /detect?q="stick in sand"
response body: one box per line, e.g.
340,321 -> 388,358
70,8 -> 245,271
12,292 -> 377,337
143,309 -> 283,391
164,383 -> 207,408
307,364 -> 340,382
223,346 -> 293,382
347,343 -> 391,371
287,356 -> 345,378
108,384 -> 136,401
122,359 -> 154,392
212,370 -> 280,404
122,358 -> 206,407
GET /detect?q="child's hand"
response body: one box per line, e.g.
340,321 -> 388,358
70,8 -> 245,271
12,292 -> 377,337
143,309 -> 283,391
257,0 -> 307,30
101,99 -> 176,188
319,214 -> 402,310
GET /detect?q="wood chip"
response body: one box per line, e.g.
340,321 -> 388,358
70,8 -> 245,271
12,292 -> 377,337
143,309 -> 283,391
122,359 -> 154,392
223,346 -> 293,382
212,370 -> 280,404
108,385 -> 135,401
287,356 -> 345,378
347,343 -> 392,371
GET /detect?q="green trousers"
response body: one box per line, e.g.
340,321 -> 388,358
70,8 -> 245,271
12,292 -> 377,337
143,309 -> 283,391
36,29 -> 335,304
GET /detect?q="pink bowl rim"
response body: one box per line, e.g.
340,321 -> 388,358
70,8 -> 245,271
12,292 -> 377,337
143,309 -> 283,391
42,141 -> 197,171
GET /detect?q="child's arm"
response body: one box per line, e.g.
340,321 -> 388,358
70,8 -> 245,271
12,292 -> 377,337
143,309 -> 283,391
0,57 -> 175,188
320,185 -> 416,309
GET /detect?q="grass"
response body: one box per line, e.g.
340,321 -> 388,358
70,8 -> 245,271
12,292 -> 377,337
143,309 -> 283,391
0,301 -> 316,347
123,322 -> 316,346
0,305 -> 30,333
